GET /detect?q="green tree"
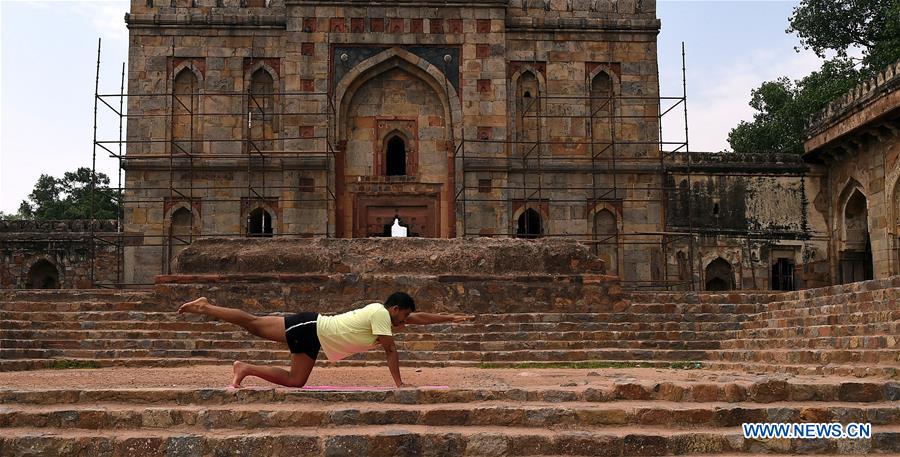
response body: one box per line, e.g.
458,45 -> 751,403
788,0 -> 900,75
0,211 -> 24,221
18,167 -> 120,220
728,58 -> 861,154
728,0 -> 899,153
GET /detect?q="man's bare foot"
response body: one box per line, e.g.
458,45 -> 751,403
178,297 -> 210,315
231,361 -> 249,388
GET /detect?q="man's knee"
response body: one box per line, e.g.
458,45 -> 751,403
285,377 -> 308,388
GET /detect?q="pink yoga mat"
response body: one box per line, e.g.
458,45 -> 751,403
225,385 -> 449,391
301,385 -> 450,391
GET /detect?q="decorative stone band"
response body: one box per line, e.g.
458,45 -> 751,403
807,59 -> 900,135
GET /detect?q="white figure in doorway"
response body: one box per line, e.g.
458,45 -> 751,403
391,217 -> 408,238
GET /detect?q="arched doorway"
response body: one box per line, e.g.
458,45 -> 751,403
517,208 -> 542,239
26,259 -> 60,289
705,257 -> 734,291
248,207 -> 273,237
839,189 -> 873,283
771,257 -> 795,291
593,209 -> 618,275
336,49 -> 461,239
168,207 -> 194,272
386,136 -> 407,176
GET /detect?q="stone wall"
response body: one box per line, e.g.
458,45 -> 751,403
158,237 -> 615,313
804,59 -> 900,282
0,220 -> 119,289
121,0 -> 665,286
663,152 -> 832,290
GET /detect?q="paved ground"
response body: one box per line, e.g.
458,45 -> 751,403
0,365 -> 885,391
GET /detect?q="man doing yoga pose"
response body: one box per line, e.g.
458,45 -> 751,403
177,292 -> 473,388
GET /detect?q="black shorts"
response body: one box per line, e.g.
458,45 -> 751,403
284,312 -> 321,360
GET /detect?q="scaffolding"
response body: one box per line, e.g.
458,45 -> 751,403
89,38 -> 819,291
90,38 -> 337,288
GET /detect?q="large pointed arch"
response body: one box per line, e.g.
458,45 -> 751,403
333,47 -> 462,144
836,177 -> 867,246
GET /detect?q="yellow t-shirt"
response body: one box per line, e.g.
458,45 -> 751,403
316,303 -> 393,361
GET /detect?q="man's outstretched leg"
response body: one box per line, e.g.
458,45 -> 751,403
231,354 -> 315,388
178,297 -> 320,388
178,297 -> 287,343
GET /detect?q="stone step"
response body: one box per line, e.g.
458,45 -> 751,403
0,289 -> 153,302
0,328 -> 731,344
623,291 -> 783,305
0,300 -> 163,313
0,358 -> 704,372
4,376 -> 897,406
21,356 -> 890,378
2,400 -> 898,430
0,310 -> 750,324
735,322 -> 899,340
0,319 -> 745,333
740,310 -> 899,330
0,299 -> 768,316
0,347 -> 716,363
707,349 -> 900,365
0,338 -> 723,352
703,361 -> 900,378
751,299 -> 897,322
721,335 -> 898,350
1,424 -> 898,456
3,344 -> 898,366
760,285 -> 899,312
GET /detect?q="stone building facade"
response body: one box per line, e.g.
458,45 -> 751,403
0,220 -> 119,289
804,61 -> 900,284
3,0 -> 875,291
664,152 -> 832,291
122,0 -> 665,285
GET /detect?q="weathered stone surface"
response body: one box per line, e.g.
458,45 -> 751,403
173,237 -> 606,275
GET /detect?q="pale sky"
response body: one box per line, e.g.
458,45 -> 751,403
0,0 -> 830,214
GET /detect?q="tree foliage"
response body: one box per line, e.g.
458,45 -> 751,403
788,0 -> 900,74
728,0 -> 899,153
728,59 -> 861,154
17,168 -> 120,220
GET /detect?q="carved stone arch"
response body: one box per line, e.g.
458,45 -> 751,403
891,177 -> 900,275
245,202 -> 278,237
23,256 -> 63,289
703,257 -> 735,291
379,128 -> 416,176
244,63 -> 280,151
891,177 -> 900,230
334,47 -> 462,144
587,65 -> 621,92
171,61 -> 204,85
511,205 -> 547,238
588,202 -> 622,275
509,66 -> 547,157
587,66 -> 619,151
171,64 -> 203,154
836,177 -> 868,247
164,203 -> 199,274
244,61 -> 280,88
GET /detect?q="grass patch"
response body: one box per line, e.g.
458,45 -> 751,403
477,361 -> 703,370
49,360 -> 101,370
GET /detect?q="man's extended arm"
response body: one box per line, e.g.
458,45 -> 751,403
377,335 -> 404,388
405,312 -> 475,325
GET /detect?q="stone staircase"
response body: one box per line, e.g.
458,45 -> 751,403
1,277 -> 897,377
1,374 -> 898,455
1,279 -> 899,456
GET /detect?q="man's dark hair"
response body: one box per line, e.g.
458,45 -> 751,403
384,292 -> 416,312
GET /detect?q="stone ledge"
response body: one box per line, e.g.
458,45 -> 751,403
172,237 -> 607,276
